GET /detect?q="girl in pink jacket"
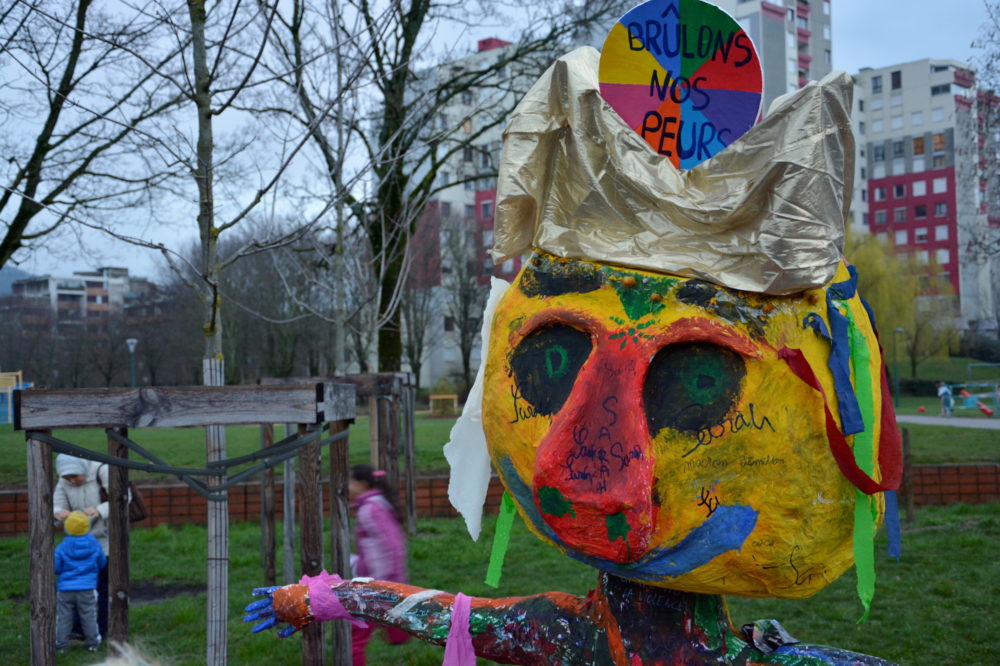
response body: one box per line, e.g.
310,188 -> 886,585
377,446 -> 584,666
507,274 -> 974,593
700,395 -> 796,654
348,464 -> 409,664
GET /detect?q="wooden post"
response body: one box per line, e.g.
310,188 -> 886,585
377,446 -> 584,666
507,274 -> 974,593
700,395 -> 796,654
901,427 -> 915,524
299,423 -> 325,661
368,395 -> 379,467
260,423 -> 276,586
204,359 -> 229,666
107,427 -> 131,649
385,379 -> 401,500
27,429 -> 55,666
403,383 -> 417,534
283,423 -> 297,584
328,419 -> 352,665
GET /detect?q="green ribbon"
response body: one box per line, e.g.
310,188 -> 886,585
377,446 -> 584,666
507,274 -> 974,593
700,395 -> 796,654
846,307 -> 878,622
485,491 -> 517,588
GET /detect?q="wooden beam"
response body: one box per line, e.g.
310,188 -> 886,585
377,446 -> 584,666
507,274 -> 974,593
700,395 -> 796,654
106,427 -> 131,648
319,382 -> 356,423
403,385 -> 417,535
259,424 -> 276,587
298,424 -> 324,662
27,430 -> 55,666
328,419 -> 352,665
15,385 -> 320,430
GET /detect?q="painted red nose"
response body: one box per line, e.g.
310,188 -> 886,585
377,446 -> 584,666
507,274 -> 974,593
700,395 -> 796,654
532,345 -> 656,563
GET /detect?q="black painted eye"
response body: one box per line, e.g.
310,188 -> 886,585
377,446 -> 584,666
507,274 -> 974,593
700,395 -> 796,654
643,342 -> 746,435
510,324 -> 592,416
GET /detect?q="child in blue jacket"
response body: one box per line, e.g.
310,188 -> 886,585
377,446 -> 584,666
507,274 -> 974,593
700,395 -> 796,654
55,510 -> 106,652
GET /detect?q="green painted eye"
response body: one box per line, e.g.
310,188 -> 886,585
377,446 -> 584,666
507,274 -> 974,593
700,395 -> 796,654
643,342 -> 746,435
510,324 -> 592,416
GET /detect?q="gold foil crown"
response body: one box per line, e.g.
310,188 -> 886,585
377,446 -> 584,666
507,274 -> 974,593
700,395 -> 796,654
492,47 -> 855,295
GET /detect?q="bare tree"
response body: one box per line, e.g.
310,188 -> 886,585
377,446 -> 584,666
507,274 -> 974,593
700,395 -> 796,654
442,214 -> 489,396
0,0 -> 187,267
400,277 -> 439,394
258,0 -> 627,373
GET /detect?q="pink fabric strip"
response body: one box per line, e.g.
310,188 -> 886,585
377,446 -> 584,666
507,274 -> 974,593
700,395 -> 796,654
442,592 -> 475,666
299,570 -> 367,628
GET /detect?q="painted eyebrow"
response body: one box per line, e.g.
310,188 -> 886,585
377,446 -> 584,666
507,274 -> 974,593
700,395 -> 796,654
518,257 -> 606,298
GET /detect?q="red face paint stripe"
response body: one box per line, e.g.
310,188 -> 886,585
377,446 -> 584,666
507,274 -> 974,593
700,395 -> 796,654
777,347 -> 901,494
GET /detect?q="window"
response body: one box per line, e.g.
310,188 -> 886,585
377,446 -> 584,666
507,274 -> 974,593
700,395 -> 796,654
895,207 -> 907,222
932,133 -> 946,152
859,99 -> 865,112
914,204 -> 927,219
936,249 -> 950,264
895,229 -> 907,245
502,259 -> 514,273
480,201 -> 493,219
873,145 -> 885,161
932,177 -> 947,193
911,111 -> 923,126
935,202 -> 948,217
823,24 -> 830,40
933,155 -> 946,168
873,164 -> 886,178
931,83 -> 950,95
861,188 -> 867,202
931,107 -> 945,122
860,167 -> 867,179
917,250 -> 929,264
893,158 -> 905,174
874,210 -> 887,224
437,113 -> 447,130
859,121 -> 866,134
481,149 -> 491,168
932,64 -> 949,73
465,204 -> 476,219
444,316 -> 454,332
874,187 -> 887,201
912,180 -> 927,196
872,119 -> 884,133
935,225 -> 949,240
464,179 -> 475,191
891,92 -> 902,108
787,8 -> 795,21
872,97 -> 884,111
441,202 -> 451,218
439,171 -> 450,186
892,140 -> 904,158
891,115 -> 903,129
797,15 -> 808,30
872,75 -> 883,93
461,90 -> 473,105
913,137 -> 925,155
823,0 -> 830,14
482,229 -> 494,247
891,70 -> 902,89
824,49 -> 831,65
915,228 -> 928,243
876,232 -> 889,244
912,156 -> 925,172
894,184 -> 906,198
463,146 -> 474,162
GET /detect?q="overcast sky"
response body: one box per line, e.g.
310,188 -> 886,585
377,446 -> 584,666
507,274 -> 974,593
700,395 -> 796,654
832,0 -> 988,74
15,0 -> 995,280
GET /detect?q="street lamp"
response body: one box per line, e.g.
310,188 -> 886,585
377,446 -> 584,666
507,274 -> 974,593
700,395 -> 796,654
892,328 -> 905,408
126,338 -> 138,388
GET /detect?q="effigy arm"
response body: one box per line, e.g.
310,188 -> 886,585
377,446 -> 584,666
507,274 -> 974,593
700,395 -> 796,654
246,577 -> 604,664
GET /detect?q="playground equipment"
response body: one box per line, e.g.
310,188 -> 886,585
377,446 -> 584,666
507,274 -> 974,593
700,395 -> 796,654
0,371 -> 32,425
955,384 -> 999,417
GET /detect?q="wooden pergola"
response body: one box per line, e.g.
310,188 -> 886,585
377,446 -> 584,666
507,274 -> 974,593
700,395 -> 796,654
16,382 -> 356,665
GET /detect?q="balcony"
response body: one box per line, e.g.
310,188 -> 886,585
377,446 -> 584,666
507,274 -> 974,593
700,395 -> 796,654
954,69 -> 975,88
798,53 -> 813,70
797,28 -> 811,45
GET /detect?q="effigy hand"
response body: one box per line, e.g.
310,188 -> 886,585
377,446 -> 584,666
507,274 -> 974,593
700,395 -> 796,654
244,583 -> 313,637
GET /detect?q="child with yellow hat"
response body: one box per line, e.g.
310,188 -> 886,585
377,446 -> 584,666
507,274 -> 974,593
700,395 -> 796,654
55,510 -> 106,653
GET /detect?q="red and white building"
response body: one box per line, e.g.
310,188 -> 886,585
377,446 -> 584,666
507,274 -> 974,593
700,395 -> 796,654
850,58 -> 997,334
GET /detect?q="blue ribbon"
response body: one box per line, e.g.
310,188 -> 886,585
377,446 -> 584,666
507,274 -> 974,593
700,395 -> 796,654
811,266 -> 865,436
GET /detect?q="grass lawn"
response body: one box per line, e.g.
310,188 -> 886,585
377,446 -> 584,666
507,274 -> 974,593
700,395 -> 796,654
0,503 -> 996,665
0,415 -> 457,487
899,355 -> 1000,382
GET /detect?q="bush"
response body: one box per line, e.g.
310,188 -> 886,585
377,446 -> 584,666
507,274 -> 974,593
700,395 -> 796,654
898,377 -> 941,397
959,332 -> 1000,363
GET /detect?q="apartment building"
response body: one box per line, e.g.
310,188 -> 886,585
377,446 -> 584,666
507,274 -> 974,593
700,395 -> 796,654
716,0 -> 833,113
852,59 -> 997,334
10,267 -> 157,328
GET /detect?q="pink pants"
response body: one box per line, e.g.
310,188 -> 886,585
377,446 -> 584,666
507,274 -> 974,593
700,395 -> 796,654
351,624 -> 410,665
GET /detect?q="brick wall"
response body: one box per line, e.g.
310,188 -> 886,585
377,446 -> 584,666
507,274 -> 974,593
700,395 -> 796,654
1,464 -> 995,538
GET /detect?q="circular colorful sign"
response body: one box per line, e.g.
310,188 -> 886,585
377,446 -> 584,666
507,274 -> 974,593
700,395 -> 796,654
599,0 -> 763,170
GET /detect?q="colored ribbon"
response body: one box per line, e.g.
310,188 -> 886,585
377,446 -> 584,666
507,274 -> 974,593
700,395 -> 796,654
299,570 -> 367,628
823,267 -> 865,435
485,492 -> 517,588
847,312 -> 876,622
442,592 -> 475,666
884,490 -> 901,560
778,348 -> 902,494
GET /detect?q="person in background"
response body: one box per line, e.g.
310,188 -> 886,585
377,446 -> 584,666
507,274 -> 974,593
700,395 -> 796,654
55,510 -> 106,652
937,381 -> 954,417
348,463 -> 409,665
53,454 -> 111,637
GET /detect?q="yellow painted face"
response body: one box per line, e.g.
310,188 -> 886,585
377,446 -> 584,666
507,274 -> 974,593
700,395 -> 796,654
483,253 -> 888,598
